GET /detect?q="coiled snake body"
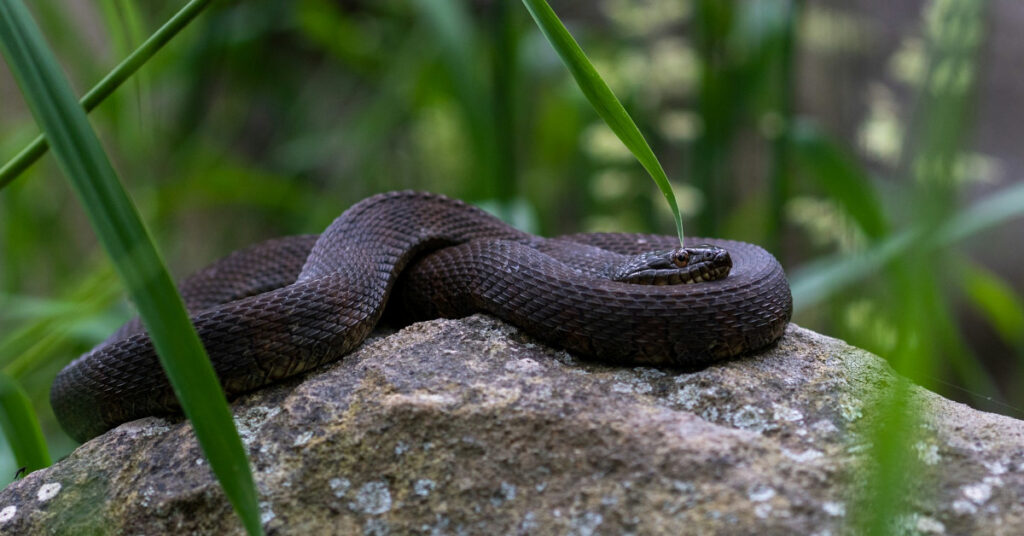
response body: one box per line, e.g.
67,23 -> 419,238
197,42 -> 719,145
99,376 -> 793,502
51,191 -> 792,442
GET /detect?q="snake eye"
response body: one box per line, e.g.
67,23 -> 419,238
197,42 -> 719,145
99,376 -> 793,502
673,250 -> 690,267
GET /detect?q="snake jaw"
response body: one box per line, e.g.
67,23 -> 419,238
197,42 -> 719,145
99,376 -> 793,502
611,245 -> 732,285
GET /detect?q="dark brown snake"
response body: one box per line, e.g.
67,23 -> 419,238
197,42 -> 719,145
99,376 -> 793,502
51,191 -> 792,442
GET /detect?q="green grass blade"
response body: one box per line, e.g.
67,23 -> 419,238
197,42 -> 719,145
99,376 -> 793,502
0,2 -> 262,534
489,1 -> 519,205
766,0 -> 801,254
790,228 -> 919,313
857,0 -> 987,529
0,0 -> 212,191
690,0 -> 737,238
958,261 -> 1024,349
791,180 -> 1024,312
521,0 -> 685,244
0,371 -> 51,474
927,284 -> 1006,410
791,120 -> 889,238
416,0 -> 499,200
932,177 -> 1024,245
0,266 -> 121,378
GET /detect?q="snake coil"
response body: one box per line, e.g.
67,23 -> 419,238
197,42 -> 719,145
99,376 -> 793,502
51,191 -> 792,442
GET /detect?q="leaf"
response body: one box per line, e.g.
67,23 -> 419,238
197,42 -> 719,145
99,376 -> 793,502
958,261 -> 1024,348
0,2 -> 262,534
521,0 -> 685,244
789,228 -> 918,313
0,266 -> 121,378
416,0 -> 499,199
0,371 -> 50,476
791,120 -> 889,239
0,0 -> 212,191
791,180 -> 1024,313
932,178 -> 1024,245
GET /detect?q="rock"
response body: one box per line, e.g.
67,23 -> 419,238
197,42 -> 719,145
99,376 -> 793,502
1,315 -> 1023,535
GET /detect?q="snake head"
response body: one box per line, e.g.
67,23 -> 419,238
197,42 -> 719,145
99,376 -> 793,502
611,244 -> 732,285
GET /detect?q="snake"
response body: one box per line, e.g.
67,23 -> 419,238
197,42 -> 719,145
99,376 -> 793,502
51,191 -> 792,442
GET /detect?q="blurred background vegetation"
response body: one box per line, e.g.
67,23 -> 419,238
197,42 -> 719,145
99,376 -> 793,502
2,0 -> 1023,488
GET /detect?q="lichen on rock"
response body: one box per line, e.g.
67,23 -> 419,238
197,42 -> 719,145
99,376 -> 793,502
2,315 -> 1023,534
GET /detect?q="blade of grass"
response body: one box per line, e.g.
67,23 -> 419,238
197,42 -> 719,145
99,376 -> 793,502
101,0 -> 154,155
0,265 -> 120,371
521,0 -> 685,244
932,177 -> 1024,245
856,0 -> 986,529
691,0 -> 735,238
958,261 -> 1024,349
767,0 -> 802,255
0,0 -> 212,191
0,2 -> 262,535
930,274 -> 1017,413
791,120 -> 889,239
416,0 -> 499,200
790,179 -> 1024,312
0,371 -> 51,475
489,0 -> 519,205
790,227 -> 918,313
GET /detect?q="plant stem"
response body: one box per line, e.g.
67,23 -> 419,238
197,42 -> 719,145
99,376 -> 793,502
0,0 -> 212,191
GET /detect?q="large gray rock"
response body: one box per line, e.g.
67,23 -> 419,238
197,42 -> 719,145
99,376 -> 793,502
1,315 -> 1022,535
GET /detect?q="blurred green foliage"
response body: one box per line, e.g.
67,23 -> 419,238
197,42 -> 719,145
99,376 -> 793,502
0,0 -> 261,530
2,1 -> 1024,530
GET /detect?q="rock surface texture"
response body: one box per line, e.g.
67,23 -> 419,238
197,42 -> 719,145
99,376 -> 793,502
2,315 -> 1023,535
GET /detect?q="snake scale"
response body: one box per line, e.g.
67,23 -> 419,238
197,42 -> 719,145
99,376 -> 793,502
51,191 -> 792,442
